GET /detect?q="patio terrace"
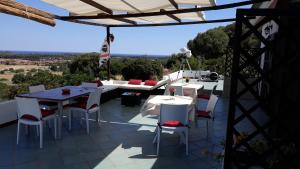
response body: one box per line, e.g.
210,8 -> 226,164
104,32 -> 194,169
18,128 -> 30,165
0,97 -> 228,169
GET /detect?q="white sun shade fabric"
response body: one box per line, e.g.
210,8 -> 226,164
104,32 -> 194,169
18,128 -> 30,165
42,0 -> 216,25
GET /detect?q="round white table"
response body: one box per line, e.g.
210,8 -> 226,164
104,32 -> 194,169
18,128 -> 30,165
140,95 -> 195,121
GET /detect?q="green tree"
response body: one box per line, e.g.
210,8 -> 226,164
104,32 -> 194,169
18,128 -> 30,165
121,58 -> 163,81
68,53 -> 100,77
189,27 -> 229,59
12,73 -> 27,84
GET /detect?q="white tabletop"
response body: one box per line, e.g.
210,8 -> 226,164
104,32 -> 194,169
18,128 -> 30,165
140,95 -> 195,121
170,83 -> 203,98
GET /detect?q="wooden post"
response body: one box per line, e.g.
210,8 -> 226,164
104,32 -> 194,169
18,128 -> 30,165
106,26 -> 111,80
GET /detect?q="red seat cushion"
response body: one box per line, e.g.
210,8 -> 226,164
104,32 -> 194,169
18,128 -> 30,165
197,94 -> 210,100
93,80 -> 103,87
68,101 -> 98,110
135,92 -> 141,96
74,95 -> 89,102
144,80 -> 157,86
38,101 -> 57,106
196,110 -> 211,118
128,79 -> 142,85
21,109 -> 56,121
162,120 -> 184,127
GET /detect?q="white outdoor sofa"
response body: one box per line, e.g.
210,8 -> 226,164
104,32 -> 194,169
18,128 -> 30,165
100,79 -> 169,91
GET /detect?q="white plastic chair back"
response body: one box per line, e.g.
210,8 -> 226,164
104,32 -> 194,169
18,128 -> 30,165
206,94 -> 219,118
86,88 -> 102,109
164,85 -> 184,96
16,97 -> 41,120
29,85 -> 45,93
211,84 -> 218,95
81,82 -> 97,88
159,104 -> 189,126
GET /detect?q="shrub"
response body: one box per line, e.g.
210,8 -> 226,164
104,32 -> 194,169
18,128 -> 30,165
30,68 -> 37,73
121,59 -> 163,81
12,73 -> 27,84
68,53 -> 100,78
14,69 -> 25,73
62,73 -> 94,86
0,82 -> 9,100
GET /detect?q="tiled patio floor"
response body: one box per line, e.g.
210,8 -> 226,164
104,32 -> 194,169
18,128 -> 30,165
0,97 -> 228,169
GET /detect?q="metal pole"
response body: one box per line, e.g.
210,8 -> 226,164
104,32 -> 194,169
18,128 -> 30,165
106,26 -> 111,80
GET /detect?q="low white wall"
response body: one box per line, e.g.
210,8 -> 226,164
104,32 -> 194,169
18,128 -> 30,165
182,70 -> 211,79
0,100 -> 18,125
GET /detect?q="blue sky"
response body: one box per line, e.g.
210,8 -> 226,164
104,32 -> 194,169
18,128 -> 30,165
0,0 -> 250,55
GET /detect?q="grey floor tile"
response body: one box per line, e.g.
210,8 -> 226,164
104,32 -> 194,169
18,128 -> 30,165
0,98 -> 229,169
64,162 -> 91,169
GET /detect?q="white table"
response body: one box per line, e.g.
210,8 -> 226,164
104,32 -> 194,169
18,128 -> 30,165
140,95 -> 195,121
170,83 -> 203,98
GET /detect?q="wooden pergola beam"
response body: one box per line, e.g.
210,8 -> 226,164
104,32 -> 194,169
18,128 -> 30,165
113,17 -> 137,25
59,0 -> 269,20
160,9 -> 181,22
0,0 -> 56,19
109,18 -> 238,27
0,3 -> 55,26
168,0 -> 179,9
68,19 -> 107,27
79,0 -> 113,15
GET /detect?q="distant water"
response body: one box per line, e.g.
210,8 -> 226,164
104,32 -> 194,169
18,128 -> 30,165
0,50 -> 169,58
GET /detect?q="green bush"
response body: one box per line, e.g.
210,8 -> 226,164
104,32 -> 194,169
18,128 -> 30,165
12,73 -> 27,84
68,53 -> 100,78
0,82 -> 9,100
14,69 -> 25,73
62,73 -> 94,86
30,68 -> 37,73
121,58 -> 163,81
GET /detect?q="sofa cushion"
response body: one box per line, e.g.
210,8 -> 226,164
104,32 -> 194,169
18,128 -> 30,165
128,79 -> 142,85
144,80 -> 157,86
93,80 -> 103,87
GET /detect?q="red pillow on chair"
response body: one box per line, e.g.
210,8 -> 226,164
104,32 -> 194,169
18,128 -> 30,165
128,79 -> 142,85
144,80 -> 157,86
93,80 -> 103,87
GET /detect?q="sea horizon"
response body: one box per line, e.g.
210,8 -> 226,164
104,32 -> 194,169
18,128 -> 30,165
0,50 -> 170,58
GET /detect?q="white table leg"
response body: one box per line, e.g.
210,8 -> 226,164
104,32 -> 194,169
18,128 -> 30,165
57,102 -> 63,139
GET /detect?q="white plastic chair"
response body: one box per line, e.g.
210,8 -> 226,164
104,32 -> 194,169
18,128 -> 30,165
29,85 -> 58,110
81,82 -> 98,88
164,85 -> 184,96
153,104 -> 189,155
29,85 -> 46,93
16,97 -> 57,148
197,84 -> 218,100
66,88 -> 102,134
195,94 -> 219,138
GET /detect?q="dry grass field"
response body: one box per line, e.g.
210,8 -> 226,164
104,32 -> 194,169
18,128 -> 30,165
0,64 -> 49,83
0,64 -> 48,71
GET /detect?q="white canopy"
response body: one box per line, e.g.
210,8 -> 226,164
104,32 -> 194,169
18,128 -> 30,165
42,0 -> 216,25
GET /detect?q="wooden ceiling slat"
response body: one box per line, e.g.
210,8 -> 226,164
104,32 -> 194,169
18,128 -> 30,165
113,18 -> 137,25
79,0 -> 113,14
168,0 -> 179,9
160,9 -> 181,22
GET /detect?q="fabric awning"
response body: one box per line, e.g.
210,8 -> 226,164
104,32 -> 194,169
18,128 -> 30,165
41,0 -> 216,25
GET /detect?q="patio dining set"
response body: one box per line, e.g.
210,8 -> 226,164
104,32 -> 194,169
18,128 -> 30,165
15,81 -> 219,155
